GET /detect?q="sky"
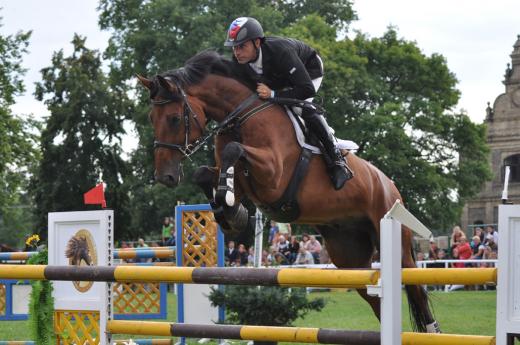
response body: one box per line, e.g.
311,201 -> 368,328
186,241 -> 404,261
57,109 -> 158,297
1,0 -> 520,126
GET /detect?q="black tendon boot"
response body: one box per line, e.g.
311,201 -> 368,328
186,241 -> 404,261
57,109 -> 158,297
302,109 -> 353,190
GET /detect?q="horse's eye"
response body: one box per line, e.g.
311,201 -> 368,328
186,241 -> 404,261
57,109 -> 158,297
169,116 -> 181,128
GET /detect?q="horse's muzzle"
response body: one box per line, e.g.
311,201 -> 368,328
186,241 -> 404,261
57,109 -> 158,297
155,165 -> 184,188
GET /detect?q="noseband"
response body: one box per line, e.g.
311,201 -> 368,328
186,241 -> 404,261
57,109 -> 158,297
151,77 -> 271,159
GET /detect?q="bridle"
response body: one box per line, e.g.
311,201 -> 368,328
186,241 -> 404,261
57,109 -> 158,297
151,78 -> 206,159
151,77 -> 272,160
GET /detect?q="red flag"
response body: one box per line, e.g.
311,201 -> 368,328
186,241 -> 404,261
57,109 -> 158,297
83,183 -> 106,208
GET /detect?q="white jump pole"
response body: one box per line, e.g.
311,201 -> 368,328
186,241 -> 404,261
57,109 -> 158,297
253,208 -> 264,268
379,216 -> 402,345
370,200 -> 432,345
501,166 -> 511,203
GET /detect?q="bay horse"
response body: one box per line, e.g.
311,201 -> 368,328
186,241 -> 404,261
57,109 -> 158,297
138,50 -> 439,333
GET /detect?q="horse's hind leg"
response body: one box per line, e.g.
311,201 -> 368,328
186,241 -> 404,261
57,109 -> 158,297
401,226 -> 441,333
318,220 -> 381,321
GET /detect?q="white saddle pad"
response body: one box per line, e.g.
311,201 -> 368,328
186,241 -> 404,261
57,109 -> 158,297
285,107 -> 359,154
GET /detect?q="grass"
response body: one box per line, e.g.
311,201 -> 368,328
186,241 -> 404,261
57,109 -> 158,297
0,289 -> 497,342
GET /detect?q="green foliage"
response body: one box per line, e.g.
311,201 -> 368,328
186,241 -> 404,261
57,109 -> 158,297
0,17 -> 40,245
209,286 -> 325,326
26,247 -> 55,345
31,35 -> 132,239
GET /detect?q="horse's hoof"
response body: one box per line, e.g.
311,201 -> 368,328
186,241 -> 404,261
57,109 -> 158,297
426,321 -> 441,333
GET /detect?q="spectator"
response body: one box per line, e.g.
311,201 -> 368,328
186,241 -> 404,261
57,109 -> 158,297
437,249 -> 446,260
277,223 -> 292,238
236,244 -> 248,266
224,241 -> 238,266
416,252 -> 425,263
485,225 -> 498,244
307,236 -> 322,263
456,236 -> 472,266
165,228 -> 176,246
120,241 -> 130,249
273,252 -> 289,266
285,236 -> 300,264
450,225 -> 465,249
471,236 -> 485,260
451,247 -> 464,268
473,226 -> 485,244
300,233 -> 310,250
484,234 -> 498,254
247,247 -> 255,266
277,235 -> 289,253
161,217 -> 174,246
137,238 -> 148,248
266,248 -> 275,266
428,239 -> 439,260
295,246 -> 314,265
268,221 -> 279,244
262,249 -> 271,266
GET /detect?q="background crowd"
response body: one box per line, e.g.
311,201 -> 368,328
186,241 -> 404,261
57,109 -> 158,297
115,215 -> 499,273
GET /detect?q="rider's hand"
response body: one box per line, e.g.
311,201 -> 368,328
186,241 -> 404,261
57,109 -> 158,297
257,83 -> 272,99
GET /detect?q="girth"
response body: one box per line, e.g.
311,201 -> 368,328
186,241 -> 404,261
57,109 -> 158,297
257,147 -> 313,223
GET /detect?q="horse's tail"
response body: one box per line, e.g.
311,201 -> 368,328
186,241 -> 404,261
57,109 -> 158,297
404,248 -> 436,332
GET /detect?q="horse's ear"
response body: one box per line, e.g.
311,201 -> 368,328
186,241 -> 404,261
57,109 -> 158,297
136,74 -> 154,90
156,75 -> 173,92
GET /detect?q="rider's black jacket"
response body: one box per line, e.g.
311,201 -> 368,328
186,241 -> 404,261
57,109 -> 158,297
234,37 -> 323,100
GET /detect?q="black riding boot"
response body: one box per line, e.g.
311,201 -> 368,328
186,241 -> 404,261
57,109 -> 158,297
302,109 -> 353,190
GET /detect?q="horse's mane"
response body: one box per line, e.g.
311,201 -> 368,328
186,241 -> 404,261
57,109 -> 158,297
161,50 -> 255,90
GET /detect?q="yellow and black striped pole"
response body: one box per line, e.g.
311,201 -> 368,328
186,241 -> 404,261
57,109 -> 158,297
0,265 -> 497,287
106,321 -> 496,345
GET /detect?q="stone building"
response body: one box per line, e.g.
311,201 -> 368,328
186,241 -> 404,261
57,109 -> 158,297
461,35 -> 520,230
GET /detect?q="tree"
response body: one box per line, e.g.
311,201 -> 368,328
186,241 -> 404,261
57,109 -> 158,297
32,35 -> 132,239
0,18 -> 39,247
97,1 -> 490,233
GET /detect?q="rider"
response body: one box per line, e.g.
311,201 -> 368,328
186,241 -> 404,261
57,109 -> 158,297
224,17 -> 353,190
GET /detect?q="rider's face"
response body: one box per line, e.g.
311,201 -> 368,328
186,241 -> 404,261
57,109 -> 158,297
232,39 -> 259,64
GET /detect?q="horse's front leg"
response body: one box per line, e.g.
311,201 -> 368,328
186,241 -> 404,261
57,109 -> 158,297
193,166 -> 231,231
215,141 -> 245,207
193,162 -> 251,236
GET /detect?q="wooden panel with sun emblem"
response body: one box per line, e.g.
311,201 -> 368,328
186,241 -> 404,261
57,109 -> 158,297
48,210 -> 113,345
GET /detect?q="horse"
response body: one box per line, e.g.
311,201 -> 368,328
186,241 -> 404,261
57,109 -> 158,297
137,50 -> 440,333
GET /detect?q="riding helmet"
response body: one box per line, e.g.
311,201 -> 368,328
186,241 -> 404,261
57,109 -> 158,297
224,17 -> 264,47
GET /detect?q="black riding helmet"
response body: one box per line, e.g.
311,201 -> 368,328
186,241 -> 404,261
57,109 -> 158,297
224,17 -> 264,47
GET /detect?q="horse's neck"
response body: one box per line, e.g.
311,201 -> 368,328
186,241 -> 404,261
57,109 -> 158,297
195,75 -> 255,122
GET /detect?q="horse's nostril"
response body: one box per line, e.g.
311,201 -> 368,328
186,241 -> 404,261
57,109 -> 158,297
156,173 -> 179,187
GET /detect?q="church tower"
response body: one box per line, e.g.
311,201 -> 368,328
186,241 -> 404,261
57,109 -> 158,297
462,35 -> 520,228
